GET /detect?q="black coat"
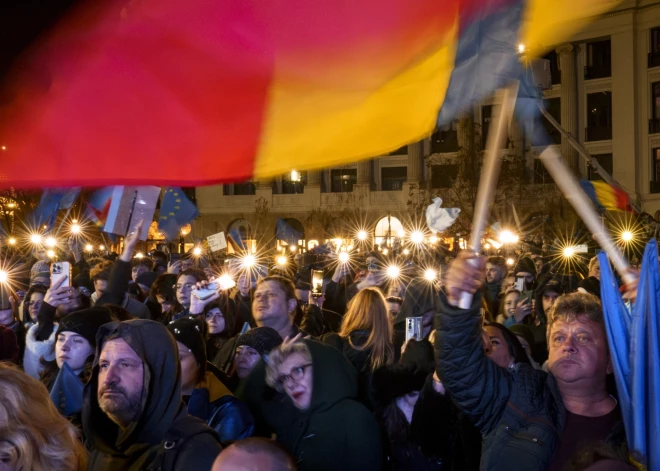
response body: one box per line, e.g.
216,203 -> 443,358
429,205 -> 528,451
434,292 -> 626,471
242,339 -> 382,471
82,320 -> 222,471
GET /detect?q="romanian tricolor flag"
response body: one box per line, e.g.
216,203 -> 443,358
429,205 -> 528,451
0,0 -> 620,188
580,180 -> 637,213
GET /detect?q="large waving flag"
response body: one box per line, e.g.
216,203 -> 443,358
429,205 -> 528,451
580,180 -> 637,213
0,0 -> 620,188
276,218 -> 303,246
157,187 -> 199,241
29,188 -> 81,231
599,241 -> 660,469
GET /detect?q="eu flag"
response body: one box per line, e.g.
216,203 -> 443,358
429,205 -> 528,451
276,218 -> 302,246
157,187 -> 199,241
30,188 -> 81,231
600,240 -> 660,469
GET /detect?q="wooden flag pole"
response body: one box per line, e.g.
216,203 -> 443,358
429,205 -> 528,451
538,147 -> 635,285
459,81 -> 519,309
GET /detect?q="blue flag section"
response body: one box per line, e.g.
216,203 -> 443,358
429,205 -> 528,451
276,218 -> 303,246
49,362 -> 84,416
228,228 -> 247,251
29,188 -> 81,231
599,240 -> 660,469
157,187 -> 199,241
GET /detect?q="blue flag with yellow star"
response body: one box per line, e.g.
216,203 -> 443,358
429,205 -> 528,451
157,187 -> 199,241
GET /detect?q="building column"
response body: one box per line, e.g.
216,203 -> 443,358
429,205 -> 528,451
357,159 -> 372,185
307,169 -> 322,186
407,141 -> 423,183
557,43 -> 579,171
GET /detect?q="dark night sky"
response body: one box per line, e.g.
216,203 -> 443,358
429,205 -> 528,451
0,0 -> 79,80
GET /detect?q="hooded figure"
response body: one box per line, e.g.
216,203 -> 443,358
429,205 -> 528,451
245,339 -> 382,471
82,319 -> 222,471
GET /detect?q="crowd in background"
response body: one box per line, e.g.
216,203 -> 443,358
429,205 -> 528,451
0,229 -> 643,471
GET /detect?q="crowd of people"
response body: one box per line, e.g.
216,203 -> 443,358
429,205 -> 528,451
0,228 -> 645,471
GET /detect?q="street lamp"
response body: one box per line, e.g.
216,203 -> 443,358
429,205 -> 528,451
193,246 -> 203,257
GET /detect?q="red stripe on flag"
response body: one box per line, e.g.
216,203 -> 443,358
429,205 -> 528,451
0,0 -> 272,188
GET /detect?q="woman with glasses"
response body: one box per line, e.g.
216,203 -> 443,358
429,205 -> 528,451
22,285 -> 47,327
258,339 -> 382,471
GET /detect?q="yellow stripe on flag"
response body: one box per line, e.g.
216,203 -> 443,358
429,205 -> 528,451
254,18 -> 459,179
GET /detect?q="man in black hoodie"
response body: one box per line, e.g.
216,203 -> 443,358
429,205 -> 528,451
83,319 -> 222,470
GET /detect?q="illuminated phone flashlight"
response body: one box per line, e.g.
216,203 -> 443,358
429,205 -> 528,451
71,223 -> 81,234
506,258 -> 514,266
382,248 -> 389,255
386,265 -> 400,279
7,237 -> 16,245
276,255 -> 288,267
134,252 -> 144,259
289,245 -> 297,253
424,268 -> 438,282
429,235 -> 438,244
47,250 -> 56,258
338,251 -> 350,264
99,245 -> 105,251
242,254 -> 256,268
45,237 -> 57,248
402,249 -> 410,256
0,271 -> 8,283
562,246 -> 575,258
620,231 -> 633,243
397,229 -> 406,238
30,234 -> 42,245
410,231 -> 424,244
193,246 -> 203,257
85,244 -> 93,252
357,230 -> 368,241
218,273 -> 236,290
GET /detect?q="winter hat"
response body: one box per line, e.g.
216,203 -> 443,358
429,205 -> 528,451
513,256 -> 537,278
539,276 -> 564,296
136,271 -> 158,289
31,260 -> 49,274
56,307 -> 114,348
167,316 -> 208,376
235,327 -> 283,356
30,270 -> 50,284
0,324 -> 19,363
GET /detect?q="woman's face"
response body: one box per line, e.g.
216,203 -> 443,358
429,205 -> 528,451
504,292 -> 520,318
205,308 -> 225,335
276,352 -> 313,410
484,326 -> 513,369
27,292 -> 44,322
55,332 -> 94,374
234,345 -> 261,379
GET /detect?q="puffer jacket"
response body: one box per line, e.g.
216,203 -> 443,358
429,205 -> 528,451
187,368 -> 254,443
435,291 -> 566,470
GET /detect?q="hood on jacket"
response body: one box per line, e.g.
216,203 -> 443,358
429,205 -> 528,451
303,339 -> 358,414
82,319 -> 185,453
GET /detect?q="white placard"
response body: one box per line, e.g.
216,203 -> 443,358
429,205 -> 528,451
207,232 -> 227,252
574,244 -> 589,254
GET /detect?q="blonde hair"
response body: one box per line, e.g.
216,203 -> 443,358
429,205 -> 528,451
265,342 -> 312,390
339,288 -> 394,370
0,363 -> 87,471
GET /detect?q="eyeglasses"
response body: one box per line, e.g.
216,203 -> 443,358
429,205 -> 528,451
276,363 -> 312,391
26,300 -> 42,308
205,310 -> 224,321
174,283 -> 195,292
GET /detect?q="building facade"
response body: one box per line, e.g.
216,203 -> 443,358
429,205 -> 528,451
192,0 -> 660,245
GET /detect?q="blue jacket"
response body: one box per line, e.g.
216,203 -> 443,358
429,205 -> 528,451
188,370 -> 254,443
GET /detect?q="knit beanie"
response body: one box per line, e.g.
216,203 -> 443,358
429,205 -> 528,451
56,307 -> 114,348
235,327 -> 283,356
167,316 -> 207,376
0,324 -> 19,363
30,270 -> 51,284
136,271 -> 158,289
513,256 -> 537,278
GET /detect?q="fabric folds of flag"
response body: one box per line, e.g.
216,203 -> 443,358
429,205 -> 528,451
157,187 -> 199,241
599,241 -> 660,469
227,229 -> 247,252
276,218 -> 303,246
0,0 -> 620,188
29,188 -> 81,231
579,180 -> 636,213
